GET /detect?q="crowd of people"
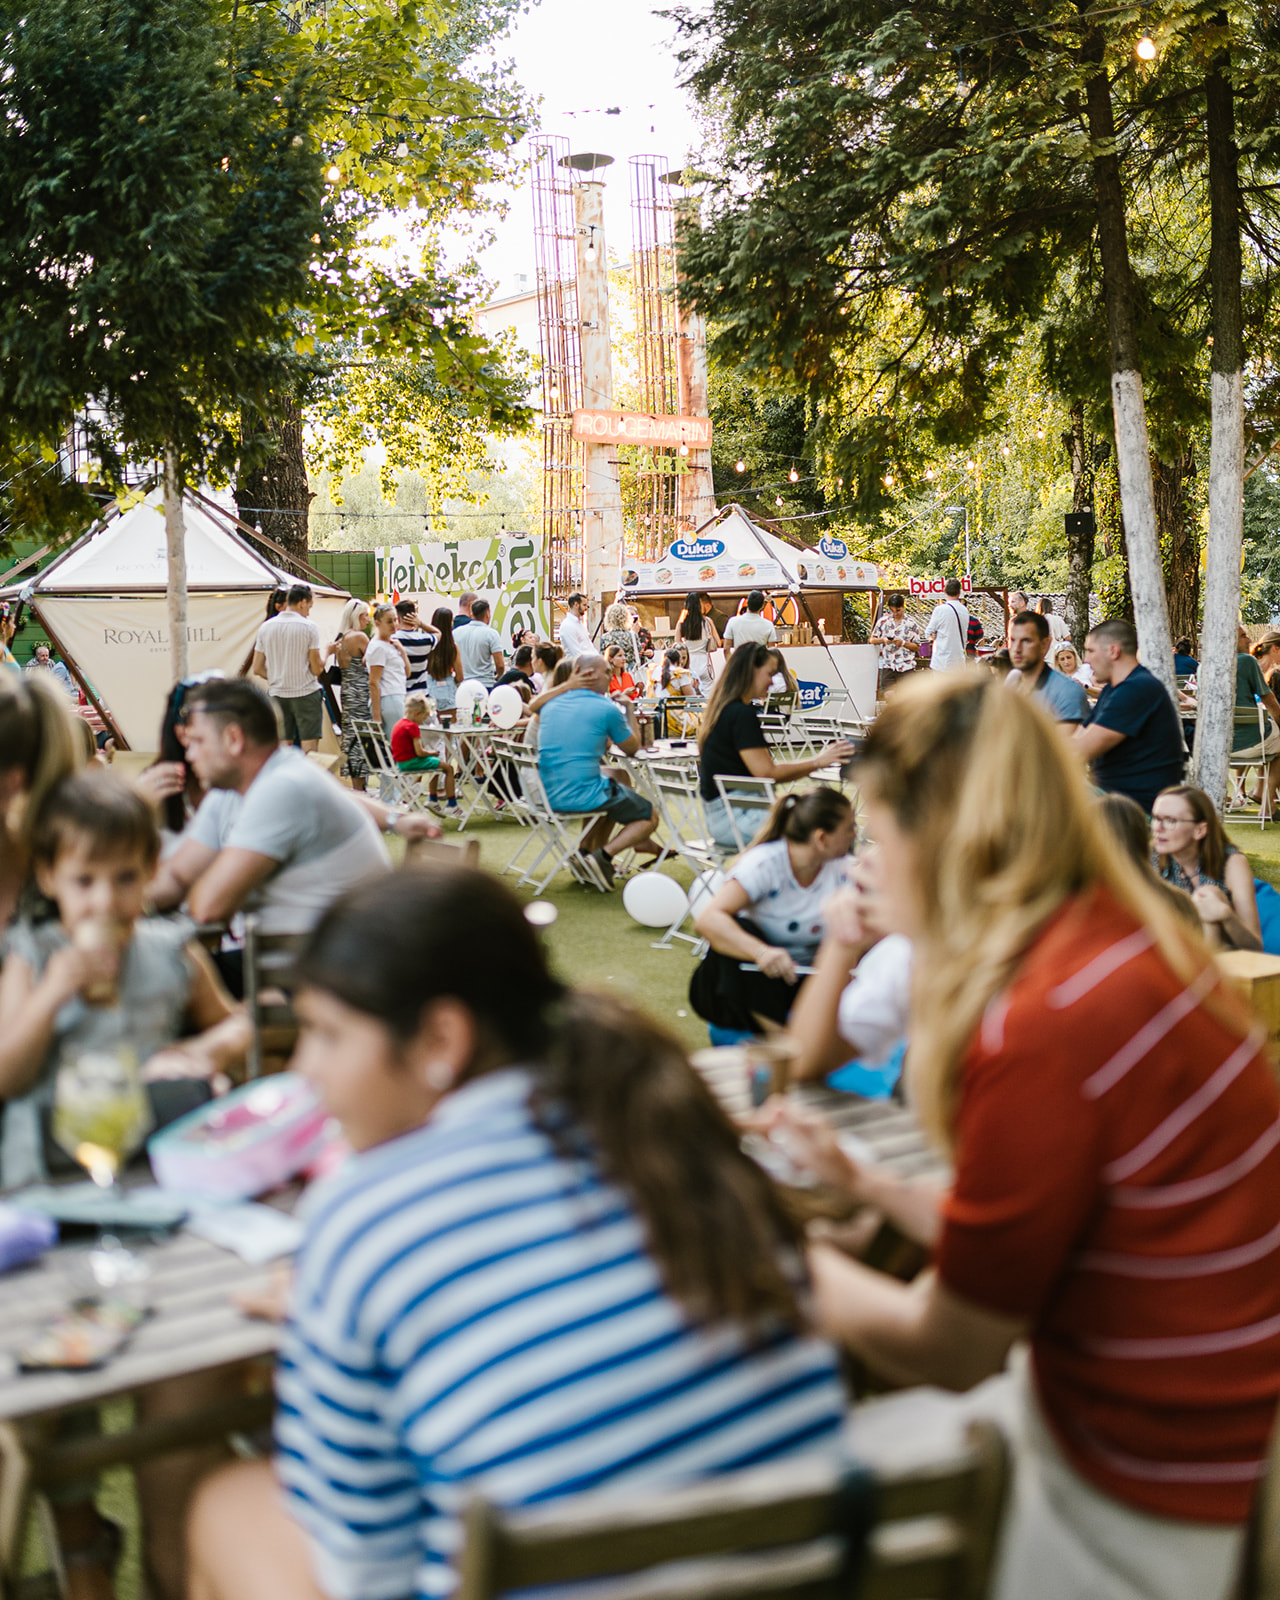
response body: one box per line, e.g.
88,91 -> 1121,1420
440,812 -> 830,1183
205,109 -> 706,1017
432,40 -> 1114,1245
3,572 -> 1280,1600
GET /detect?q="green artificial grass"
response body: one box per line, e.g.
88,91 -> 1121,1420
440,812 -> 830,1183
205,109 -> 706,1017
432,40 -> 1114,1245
1226,820 -> 1280,888
433,816 -> 711,1053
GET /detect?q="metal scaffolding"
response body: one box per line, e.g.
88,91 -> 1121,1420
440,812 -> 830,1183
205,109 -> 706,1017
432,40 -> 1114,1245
531,134 -> 583,596
629,155 -> 680,563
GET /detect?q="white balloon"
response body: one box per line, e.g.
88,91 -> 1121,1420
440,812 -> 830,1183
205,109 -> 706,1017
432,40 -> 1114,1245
455,679 -> 490,717
687,868 -> 725,917
488,684 -> 524,729
622,871 -> 689,929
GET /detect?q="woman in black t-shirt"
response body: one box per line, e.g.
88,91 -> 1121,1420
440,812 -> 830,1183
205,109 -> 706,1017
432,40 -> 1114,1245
697,645 -> 857,848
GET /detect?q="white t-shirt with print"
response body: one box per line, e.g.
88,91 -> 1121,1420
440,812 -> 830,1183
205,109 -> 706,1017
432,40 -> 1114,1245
728,839 -> 852,959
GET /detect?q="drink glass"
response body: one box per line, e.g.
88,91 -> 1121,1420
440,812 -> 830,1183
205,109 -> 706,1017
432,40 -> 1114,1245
52,1045 -> 153,1292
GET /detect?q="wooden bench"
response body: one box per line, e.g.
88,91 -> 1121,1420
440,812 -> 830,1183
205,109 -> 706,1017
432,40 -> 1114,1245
457,1419 -> 1008,1600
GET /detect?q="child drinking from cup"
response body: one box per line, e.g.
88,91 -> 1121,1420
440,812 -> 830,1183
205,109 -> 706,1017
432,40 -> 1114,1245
0,768 -> 249,1188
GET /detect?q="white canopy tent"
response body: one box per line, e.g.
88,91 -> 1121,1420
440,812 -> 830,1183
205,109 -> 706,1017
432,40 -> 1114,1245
0,489 -> 349,749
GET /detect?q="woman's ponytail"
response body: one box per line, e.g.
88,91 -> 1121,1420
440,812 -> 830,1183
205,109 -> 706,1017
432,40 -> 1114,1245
538,990 -> 806,1330
753,787 -> 851,848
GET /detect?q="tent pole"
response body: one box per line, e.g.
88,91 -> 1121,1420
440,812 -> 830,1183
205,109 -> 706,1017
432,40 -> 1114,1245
33,605 -> 128,751
164,449 -> 190,680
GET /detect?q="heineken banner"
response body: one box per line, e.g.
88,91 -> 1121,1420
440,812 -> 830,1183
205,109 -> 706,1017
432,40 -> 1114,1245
376,534 -> 549,641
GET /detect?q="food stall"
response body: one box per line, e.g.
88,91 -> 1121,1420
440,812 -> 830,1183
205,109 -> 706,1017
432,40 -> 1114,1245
618,504 -> 879,719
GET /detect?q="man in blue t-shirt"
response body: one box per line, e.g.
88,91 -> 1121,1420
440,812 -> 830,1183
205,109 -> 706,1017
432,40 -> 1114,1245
1007,611 -> 1089,724
1075,619 -> 1186,812
536,655 -> 658,885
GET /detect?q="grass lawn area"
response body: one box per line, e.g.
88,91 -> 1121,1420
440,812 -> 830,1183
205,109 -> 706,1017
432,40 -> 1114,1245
1226,820 -> 1280,888
416,814 -> 711,1054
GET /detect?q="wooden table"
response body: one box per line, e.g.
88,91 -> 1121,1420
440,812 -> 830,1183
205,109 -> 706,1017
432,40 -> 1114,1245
0,1228 -> 279,1592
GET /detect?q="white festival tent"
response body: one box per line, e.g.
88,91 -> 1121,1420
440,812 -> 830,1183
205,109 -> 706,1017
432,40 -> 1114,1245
620,504 -> 881,719
0,489 -> 349,749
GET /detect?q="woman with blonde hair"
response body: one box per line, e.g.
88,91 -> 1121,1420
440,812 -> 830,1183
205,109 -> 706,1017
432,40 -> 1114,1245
599,601 -> 639,676
325,600 -> 373,789
784,674 -> 1280,1600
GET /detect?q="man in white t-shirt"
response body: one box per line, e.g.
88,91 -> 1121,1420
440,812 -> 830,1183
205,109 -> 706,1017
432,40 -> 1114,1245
455,599 -> 504,686
923,578 -> 969,671
723,590 -> 778,656
251,583 -> 324,751
557,591 -> 593,659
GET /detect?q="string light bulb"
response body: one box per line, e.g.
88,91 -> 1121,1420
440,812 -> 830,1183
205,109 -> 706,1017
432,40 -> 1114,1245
584,225 -> 598,264
1035,428 -> 1045,439
735,459 -> 746,473
678,443 -> 690,456
325,164 -> 341,182
924,467 -> 935,480
884,474 -> 895,488
1001,444 -> 1011,456
1135,32 -> 1157,59
788,466 -> 799,483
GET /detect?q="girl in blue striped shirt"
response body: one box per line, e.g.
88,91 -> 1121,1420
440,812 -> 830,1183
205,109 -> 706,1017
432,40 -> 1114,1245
188,868 -> 848,1600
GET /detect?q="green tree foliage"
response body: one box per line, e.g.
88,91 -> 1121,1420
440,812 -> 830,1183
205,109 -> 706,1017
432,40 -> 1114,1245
0,0 -> 328,540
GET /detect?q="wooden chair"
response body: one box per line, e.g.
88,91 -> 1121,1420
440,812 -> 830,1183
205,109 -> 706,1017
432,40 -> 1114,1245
456,1419 -> 1008,1600
404,835 -> 481,870
243,917 -> 309,1079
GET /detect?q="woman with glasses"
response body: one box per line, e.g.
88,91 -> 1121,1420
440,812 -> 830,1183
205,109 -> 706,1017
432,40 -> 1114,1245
1152,784 -> 1261,950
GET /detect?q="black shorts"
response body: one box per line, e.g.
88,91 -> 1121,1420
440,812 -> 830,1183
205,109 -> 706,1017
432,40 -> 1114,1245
599,781 -> 653,824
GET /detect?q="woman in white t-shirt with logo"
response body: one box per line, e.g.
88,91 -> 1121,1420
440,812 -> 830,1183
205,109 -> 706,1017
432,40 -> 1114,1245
691,788 -> 855,1036
365,604 -> 410,737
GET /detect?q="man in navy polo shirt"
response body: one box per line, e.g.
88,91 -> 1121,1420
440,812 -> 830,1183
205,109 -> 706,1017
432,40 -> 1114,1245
1075,618 -> 1185,812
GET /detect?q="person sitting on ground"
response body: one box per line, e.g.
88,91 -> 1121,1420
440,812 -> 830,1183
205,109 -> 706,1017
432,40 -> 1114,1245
365,604 -> 411,740
186,868 -> 848,1600
869,591 -> 921,695
922,577 -> 968,671
392,601 -> 437,695
691,788 -> 855,1038
1174,634 -> 1199,675
148,680 -> 408,937
1152,783 -> 1262,950
1094,792 -> 1201,932
599,600 -> 640,675
0,770 -> 249,1186
389,694 -> 457,814
723,589 -> 779,656
1006,610 -> 1088,725
697,645 -> 856,849
604,643 -> 639,700
1074,617 -> 1185,812
251,584 -> 325,753
762,673 -> 1280,1600
493,644 -> 536,690
454,597 -> 505,688
24,643 -> 76,700
535,653 -> 659,885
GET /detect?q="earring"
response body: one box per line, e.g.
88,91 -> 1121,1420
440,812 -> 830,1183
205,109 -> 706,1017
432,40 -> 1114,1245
426,1061 -> 454,1091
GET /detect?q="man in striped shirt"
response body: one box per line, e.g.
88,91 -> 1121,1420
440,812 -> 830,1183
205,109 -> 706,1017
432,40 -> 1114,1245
394,601 -> 438,694
252,584 -> 324,752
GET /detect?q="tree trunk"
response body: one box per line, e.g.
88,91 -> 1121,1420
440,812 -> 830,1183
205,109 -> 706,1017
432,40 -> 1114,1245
1192,36 -> 1246,809
164,446 -> 189,681
1064,402 -> 1097,648
1154,449 -> 1199,644
1082,39 -> 1176,694
235,394 -> 311,564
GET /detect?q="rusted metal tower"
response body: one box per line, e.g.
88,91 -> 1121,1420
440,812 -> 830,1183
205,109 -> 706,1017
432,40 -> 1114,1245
531,135 -> 583,597
629,155 -> 680,560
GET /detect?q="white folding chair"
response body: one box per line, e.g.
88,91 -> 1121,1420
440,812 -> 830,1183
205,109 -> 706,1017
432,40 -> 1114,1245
498,750 -> 613,894
713,773 -> 777,852
348,716 -> 439,813
1227,702 -> 1276,828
